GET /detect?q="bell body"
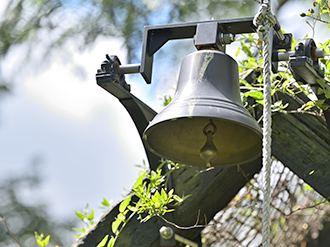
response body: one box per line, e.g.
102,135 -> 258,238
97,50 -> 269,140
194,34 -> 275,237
143,50 -> 262,166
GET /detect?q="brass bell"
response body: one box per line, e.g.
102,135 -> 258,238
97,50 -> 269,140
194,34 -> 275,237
143,50 -> 262,167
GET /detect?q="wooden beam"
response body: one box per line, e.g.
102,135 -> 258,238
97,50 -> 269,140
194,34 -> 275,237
272,93 -> 330,199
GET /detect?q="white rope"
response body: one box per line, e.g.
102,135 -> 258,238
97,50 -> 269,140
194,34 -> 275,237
253,1 -> 274,246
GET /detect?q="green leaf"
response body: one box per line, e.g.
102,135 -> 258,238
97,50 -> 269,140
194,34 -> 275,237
168,189 -> 174,198
281,79 -> 290,90
44,235 -> 50,246
108,236 -> 115,247
96,235 -> 109,247
285,87 -> 295,95
134,171 -> 147,189
163,96 -> 172,106
160,188 -> 167,201
72,227 -> 85,233
244,91 -> 263,100
37,239 -> 44,247
87,209 -> 94,220
119,196 -> 131,213
112,218 -> 121,234
173,194 -> 183,203
127,205 -> 138,212
316,79 -> 326,89
302,101 -> 315,111
315,99 -> 330,110
153,191 -> 161,203
235,46 -> 240,56
117,212 -> 126,221
324,89 -> 330,99
75,211 -> 85,220
101,197 -> 110,207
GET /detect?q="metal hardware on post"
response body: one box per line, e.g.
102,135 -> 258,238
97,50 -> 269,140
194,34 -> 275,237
274,48 -> 325,62
174,234 -> 199,247
219,32 -> 235,46
288,38 -> 326,88
271,33 -> 292,73
118,64 -> 140,75
194,22 -> 225,51
96,55 -> 131,92
159,226 -> 199,247
159,226 -> 175,246
287,38 -> 330,135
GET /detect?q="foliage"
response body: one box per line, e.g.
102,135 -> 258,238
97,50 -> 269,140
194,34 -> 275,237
35,232 -> 51,247
73,204 -> 96,237
96,161 -> 188,247
300,0 -> 330,31
236,25 -> 330,114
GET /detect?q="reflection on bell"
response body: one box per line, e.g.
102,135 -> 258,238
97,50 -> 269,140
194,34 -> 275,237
143,50 -> 262,166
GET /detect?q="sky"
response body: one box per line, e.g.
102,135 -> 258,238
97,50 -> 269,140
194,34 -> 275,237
0,0 -> 328,237
0,36 -> 153,219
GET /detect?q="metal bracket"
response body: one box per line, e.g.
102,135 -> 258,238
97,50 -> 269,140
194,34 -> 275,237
96,55 -> 131,93
159,226 -> 199,247
285,38 -> 330,135
271,32 -> 293,73
140,17 -> 257,84
288,38 -> 325,89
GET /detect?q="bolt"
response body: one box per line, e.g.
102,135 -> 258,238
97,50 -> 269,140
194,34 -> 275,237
159,226 -> 174,240
219,33 -> 235,45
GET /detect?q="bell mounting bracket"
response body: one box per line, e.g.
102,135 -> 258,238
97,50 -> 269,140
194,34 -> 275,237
140,17 -> 258,84
96,16 -> 293,86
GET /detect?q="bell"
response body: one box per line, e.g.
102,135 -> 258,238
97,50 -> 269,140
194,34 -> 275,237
143,50 -> 262,167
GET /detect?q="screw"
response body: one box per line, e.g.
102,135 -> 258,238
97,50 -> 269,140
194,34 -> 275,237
159,226 -> 174,240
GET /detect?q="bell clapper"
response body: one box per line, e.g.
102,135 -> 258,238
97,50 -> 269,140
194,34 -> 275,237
200,120 -> 219,167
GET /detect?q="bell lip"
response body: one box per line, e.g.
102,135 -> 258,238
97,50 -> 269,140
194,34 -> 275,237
143,116 -> 262,167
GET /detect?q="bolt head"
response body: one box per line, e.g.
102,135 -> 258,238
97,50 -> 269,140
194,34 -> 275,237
160,226 -> 174,240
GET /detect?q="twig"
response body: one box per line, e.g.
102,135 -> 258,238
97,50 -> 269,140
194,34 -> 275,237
0,213 -> 22,247
285,197 -> 330,217
284,110 -> 322,116
193,166 -> 214,177
158,209 -> 207,230
237,165 -> 260,191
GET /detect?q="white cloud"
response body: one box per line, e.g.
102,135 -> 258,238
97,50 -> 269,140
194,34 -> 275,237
23,36 -> 128,122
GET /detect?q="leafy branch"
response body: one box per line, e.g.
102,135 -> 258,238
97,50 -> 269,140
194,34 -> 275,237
96,161 -> 190,247
73,204 -> 95,237
300,0 -> 330,27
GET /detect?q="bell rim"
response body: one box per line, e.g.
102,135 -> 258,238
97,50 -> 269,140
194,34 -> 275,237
143,116 -> 262,167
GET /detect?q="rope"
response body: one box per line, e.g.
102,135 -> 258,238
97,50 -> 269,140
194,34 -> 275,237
253,1 -> 275,246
